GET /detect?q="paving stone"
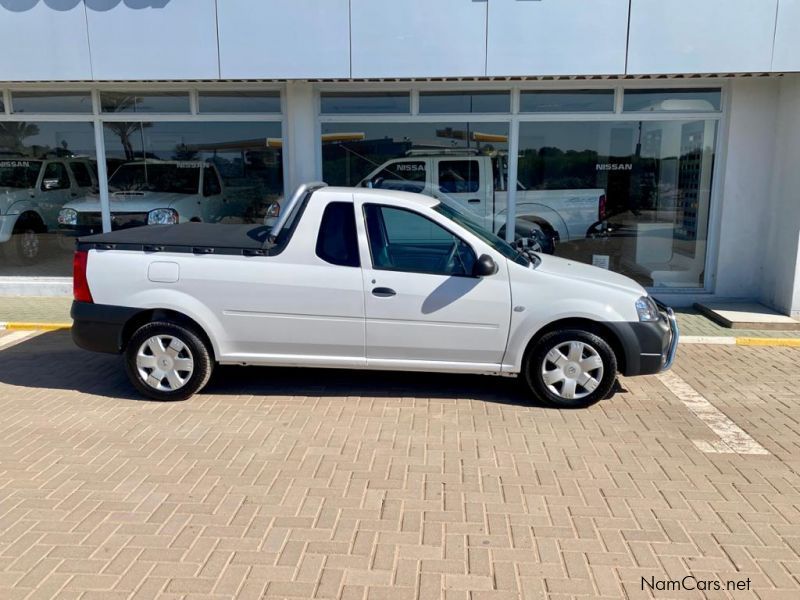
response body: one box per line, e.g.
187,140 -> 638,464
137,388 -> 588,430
0,331 -> 799,598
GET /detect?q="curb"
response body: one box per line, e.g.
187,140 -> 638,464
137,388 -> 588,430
0,322 -> 72,332
681,335 -> 800,347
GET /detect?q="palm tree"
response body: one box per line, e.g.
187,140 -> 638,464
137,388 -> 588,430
0,122 -> 40,155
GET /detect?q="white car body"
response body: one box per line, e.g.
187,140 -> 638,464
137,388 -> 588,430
0,157 -> 96,244
72,185 -> 677,404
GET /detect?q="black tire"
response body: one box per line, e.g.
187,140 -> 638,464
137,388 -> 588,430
523,329 -> 617,408
3,214 -> 45,266
124,321 -> 213,401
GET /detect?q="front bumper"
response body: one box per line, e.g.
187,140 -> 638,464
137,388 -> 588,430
71,301 -> 140,354
606,301 -> 679,376
0,214 -> 17,244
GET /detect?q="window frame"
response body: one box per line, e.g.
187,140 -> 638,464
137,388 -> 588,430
316,80 -> 728,295
362,203 -> 477,278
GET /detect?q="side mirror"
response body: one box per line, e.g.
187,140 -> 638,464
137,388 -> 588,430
472,254 -> 498,277
263,201 -> 281,226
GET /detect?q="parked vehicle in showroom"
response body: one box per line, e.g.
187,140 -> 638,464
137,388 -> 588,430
356,150 -> 607,254
70,182 -> 677,407
58,160 -> 228,238
0,156 -> 96,264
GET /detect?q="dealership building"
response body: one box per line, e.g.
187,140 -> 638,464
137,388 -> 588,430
0,0 -> 798,316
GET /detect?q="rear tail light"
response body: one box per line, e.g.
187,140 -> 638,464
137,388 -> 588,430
73,250 -> 94,304
598,194 -> 607,221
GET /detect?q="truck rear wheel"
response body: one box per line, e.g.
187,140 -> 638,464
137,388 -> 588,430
124,321 -> 213,401
523,329 -> 617,408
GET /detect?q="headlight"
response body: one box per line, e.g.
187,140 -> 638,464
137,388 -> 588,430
147,208 -> 179,225
635,296 -> 661,322
58,208 -> 78,226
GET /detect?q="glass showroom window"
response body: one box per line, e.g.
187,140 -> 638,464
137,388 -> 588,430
517,119 -> 717,288
0,120 -> 97,277
321,121 -> 511,237
320,92 -> 410,115
100,92 -> 191,114
68,121 -> 284,236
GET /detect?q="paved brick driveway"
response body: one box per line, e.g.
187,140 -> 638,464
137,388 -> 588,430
0,331 -> 799,599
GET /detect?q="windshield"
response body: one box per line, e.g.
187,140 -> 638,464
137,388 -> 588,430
433,203 -> 530,267
109,163 -> 201,195
0,160 -> 42,189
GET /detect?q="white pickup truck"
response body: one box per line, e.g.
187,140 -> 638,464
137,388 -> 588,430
358,152 -> 606,254
58,160 -> 227,238
0,157 -> 96,264
70,183 -> 677,408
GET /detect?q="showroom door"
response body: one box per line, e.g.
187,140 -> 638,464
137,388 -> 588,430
359,202 -> 511,368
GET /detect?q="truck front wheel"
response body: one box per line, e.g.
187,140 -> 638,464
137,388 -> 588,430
4,214 -> 45,265
523,329 -> 617,408
124,321 -> 213,401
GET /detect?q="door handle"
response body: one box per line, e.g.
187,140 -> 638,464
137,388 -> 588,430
467,198 -> 480,204
372,287 -> 396,297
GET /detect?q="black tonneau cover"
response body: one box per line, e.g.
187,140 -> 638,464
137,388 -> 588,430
76,223 -> 276,256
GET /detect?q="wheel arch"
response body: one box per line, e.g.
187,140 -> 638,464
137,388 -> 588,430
15,209 -> 47,232
521,317 -> 626,375
121,308 -> 217,361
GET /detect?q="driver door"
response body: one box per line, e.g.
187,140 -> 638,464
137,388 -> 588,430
359,202 -> 511,367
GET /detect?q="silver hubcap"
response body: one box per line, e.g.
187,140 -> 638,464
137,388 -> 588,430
541,341 -> 604,400
136,335 -> 194,392
20,230 -> 39,259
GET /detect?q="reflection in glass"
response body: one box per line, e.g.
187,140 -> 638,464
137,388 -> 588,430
199,91 -> 281,113
12,92 -> 92,114
623,89 -> 721,112
520,90 -> 615,113
419,91 -> 510,114
0,121 -> 97,277
321,121 -> 515,243
320,92 -> 410,114
518,119 -> 717,288
90,121 -> 283,232
100,92 -> 190,113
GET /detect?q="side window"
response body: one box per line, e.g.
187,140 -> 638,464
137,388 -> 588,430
40,163 -> 70,191
69,162 -> 93,188
316,202 -> 360,267
366,161 -> 426,193
364,204 -> 475,276
203,168 -> 222,196
438,160 -> 479,194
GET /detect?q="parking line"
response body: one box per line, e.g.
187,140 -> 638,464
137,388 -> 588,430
0,330 -> 40,351
656,370 -> 769,455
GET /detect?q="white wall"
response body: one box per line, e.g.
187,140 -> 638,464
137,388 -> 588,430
217,0 -> 351,79
86,0 -> 219,80
628,0 -> 778,74
350,0 -> 487,78
486,0 -> 628,76
761,75 -> 800,316
773,0 -> 800,72
712,79 -> 779,301
283,82 -> 318,197
0,1 -> 92,81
